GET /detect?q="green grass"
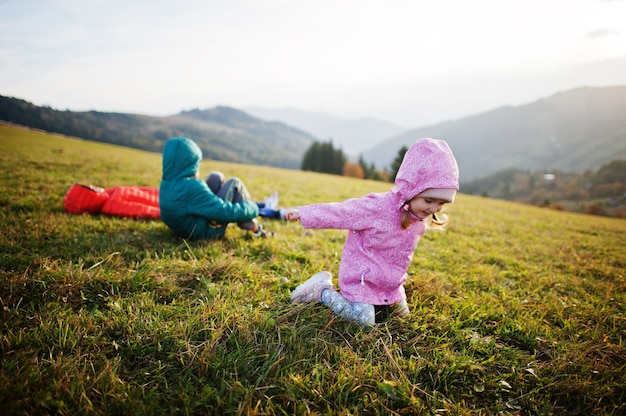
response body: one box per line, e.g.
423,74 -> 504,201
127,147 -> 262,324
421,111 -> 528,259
1,123 -> 625,415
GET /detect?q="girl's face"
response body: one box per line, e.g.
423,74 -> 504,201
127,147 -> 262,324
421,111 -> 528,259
407,196 -> 447,219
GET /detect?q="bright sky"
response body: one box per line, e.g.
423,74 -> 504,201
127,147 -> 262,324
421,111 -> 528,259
1,0 -> 626,127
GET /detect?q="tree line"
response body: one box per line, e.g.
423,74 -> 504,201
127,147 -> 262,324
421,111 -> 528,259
301,139 -> 408,182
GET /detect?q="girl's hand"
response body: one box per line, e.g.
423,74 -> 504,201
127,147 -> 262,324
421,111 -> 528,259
283,208 -> 300,221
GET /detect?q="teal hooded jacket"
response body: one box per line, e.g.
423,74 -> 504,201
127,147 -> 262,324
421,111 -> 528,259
159,137 -> 259,240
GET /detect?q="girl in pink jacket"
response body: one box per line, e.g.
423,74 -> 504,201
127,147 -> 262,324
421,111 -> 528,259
285,138 -> 459,327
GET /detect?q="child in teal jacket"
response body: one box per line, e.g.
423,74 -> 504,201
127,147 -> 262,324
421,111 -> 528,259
159,137 -> 267,240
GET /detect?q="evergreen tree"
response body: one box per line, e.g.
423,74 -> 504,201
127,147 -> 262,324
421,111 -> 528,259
390,145 -> 408,182
369,163 -> 383,181
301,140 -> 347,175
358,155 -> 371,179
301,142 -> 320,171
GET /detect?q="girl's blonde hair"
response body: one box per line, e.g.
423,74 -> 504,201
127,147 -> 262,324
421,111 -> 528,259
400,210 -> 449,230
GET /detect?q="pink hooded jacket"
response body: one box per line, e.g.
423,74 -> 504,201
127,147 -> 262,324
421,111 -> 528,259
299,138 -> 459,305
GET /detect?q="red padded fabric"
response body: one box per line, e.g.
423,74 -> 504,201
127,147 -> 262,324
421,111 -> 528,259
101,186 -> 160,219
63,184 -> 110,215
63,184 -> 160,219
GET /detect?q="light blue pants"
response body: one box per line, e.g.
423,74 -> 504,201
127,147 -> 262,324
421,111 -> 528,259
320,289 -> 409,327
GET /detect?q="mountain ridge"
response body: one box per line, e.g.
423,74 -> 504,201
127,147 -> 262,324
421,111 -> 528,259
0,96 -> 316,169
363,86 -> 626,181
244,106 -> 406,157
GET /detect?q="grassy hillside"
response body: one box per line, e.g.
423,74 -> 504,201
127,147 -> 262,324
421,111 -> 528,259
1,124 -> 625,415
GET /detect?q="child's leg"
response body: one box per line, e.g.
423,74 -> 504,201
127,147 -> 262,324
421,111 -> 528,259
205,171 -> 225,194
320,289 -> 376,327
210,173 -> 281,220
395,300 -> 410,316
258,206 -> 283,219
374,301 -> 410,323
215,177 -> 258,231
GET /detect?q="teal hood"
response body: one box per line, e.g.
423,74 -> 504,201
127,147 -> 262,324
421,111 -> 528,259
162,137 -> 202,180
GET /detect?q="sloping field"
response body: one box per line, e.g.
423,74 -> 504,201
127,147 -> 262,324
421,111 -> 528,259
1,123 -> 624,415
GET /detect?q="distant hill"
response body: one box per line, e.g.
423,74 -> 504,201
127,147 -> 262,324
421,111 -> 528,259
0,96 -> 315,169
3,86 -> 626,181
363,86 -> 626,181
245,106 -> 406,157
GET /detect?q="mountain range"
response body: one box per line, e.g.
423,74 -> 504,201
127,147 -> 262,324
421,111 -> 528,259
362,86 -> 626,181
244,106 -> 405,157
249,86 -> 626,181
1,85 -> 625,182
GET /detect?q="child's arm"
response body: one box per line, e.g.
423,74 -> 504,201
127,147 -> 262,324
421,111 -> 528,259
283,208 -> 300,221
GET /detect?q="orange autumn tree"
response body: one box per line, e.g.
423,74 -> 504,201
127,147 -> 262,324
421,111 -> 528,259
343,162 -> 365,179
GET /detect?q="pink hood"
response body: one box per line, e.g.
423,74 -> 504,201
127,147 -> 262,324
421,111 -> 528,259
393,138 -> 459,206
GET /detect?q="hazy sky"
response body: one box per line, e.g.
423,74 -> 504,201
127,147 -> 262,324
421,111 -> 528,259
2,0 -> 626,127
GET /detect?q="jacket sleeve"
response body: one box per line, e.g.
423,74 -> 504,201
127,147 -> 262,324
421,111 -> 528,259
186,181 -> 258,223
300,194 -> 378,231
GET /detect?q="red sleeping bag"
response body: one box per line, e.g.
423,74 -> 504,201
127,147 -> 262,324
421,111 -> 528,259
63,184 -> 160,219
